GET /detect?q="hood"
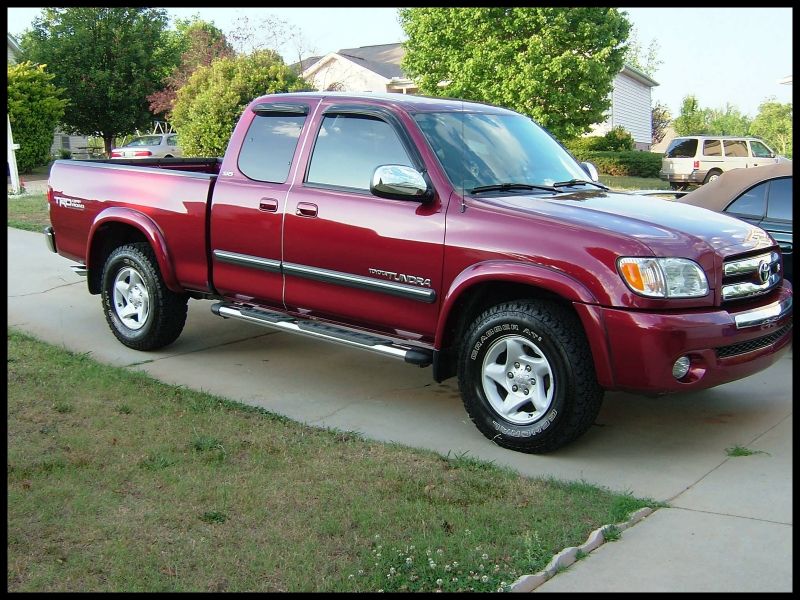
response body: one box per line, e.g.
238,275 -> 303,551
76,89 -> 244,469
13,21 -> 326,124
482,189 -> 775,258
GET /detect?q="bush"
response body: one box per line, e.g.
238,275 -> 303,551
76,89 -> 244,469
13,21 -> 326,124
7,62 -> 68,173
563,126 -> 635,155
571,150 -> 663,178
171,50 -> 311,157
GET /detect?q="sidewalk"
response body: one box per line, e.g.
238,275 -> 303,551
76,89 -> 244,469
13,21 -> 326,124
6,226 -> 793,592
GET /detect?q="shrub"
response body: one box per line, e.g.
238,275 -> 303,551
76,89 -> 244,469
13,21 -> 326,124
571,150 -> 663,178
171,50 -> 311,157
599,126 -> 635,151
7,61 -> 68,173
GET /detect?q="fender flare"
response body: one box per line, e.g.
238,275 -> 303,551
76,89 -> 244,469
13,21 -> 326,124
434,260 -> 598,348
87,207 -> 183,293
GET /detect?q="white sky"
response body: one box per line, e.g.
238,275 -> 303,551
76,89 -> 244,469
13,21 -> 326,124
7,7 -> 793,118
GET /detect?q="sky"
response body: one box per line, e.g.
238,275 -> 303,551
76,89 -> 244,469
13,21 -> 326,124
6,7 -> 793,118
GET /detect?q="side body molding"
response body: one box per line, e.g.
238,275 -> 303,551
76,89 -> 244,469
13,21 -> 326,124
87,207 -> 183,293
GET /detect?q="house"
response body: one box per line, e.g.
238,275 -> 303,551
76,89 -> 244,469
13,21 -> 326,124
301,42 -> 658,149
7,32 -> 90,159
587,64 -> 659,151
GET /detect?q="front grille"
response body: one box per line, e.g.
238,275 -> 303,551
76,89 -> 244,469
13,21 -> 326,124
716,321 -> 792,358
721,251 -> 782,302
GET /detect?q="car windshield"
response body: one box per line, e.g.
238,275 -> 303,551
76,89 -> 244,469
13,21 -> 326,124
125,136 -> 163,147
413,111 -> 588,193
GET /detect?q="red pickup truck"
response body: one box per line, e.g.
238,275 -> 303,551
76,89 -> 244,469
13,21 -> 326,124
45,92 -> 793,453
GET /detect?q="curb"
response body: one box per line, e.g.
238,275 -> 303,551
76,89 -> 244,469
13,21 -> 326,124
509,507 -> 654,592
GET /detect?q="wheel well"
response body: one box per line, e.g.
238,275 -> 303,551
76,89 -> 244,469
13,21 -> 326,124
88,223 -> 148,294
434,281 -> 573,382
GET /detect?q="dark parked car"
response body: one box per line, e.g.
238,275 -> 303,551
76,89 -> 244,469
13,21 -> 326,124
678,161 -> 792,281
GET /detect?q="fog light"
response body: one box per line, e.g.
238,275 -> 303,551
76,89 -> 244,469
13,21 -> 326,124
672,356 -> 691,379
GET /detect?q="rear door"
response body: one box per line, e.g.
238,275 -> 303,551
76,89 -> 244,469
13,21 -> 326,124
662,138 -> 698,177
722,139 -> 750,171
282,103 -> 446,342
210,100 -> 320,308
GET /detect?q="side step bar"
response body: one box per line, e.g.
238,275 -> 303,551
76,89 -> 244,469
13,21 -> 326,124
211,302 -> 433,366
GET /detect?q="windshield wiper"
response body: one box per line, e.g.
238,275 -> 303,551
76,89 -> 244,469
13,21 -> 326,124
552,179 -> 609,190
469,182 -> 556,194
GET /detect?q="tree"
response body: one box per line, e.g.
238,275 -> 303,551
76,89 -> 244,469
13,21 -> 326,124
624,26 -> 662,77
170,51 -> 310,156
7,61 -> 68,172
707,104 -> 751,136
673,95 -> 710,136
399,7 -> 631,140
148,18 -> 234,119
651,101 -> 671,144
19,8 -> 176,156
750,98 -> 792,157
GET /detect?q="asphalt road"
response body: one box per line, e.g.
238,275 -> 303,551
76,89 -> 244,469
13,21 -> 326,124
8,226 -> 793,591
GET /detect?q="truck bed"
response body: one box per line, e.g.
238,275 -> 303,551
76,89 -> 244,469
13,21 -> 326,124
48,158 -> 221,293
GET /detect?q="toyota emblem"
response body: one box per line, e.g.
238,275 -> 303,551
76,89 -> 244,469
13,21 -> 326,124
758,260 -> 771,284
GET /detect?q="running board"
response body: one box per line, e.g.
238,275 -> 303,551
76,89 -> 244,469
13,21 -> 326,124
210,302 -> 432,366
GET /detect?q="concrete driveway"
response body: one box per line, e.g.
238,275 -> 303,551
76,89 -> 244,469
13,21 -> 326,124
7,227 -> 793,591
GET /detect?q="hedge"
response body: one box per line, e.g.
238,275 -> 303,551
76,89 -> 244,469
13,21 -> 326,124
568,149 -> 664,178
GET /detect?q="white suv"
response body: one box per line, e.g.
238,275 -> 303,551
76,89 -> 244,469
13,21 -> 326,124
659,135 -> 778,190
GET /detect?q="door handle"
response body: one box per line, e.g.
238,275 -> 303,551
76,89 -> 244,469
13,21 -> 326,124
259,198 -> 279,212
296,202 -> 318,217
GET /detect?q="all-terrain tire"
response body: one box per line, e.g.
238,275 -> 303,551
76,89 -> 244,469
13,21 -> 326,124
101,242 -> 188,351
457,300 -> 604,453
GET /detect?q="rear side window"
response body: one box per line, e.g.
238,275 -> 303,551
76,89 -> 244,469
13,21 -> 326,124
750,140 -> 773,158
702,139 -> 722,156
766,177 -> 792,221
306,114 -> 413,191
167,135 -> 178,145
238,114 -> 306,183
665,138 -> 698,158
723,140 -> 748,157
726,182 -> 768,218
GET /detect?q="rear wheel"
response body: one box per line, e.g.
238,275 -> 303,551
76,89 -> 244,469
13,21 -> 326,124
703,169 -> 722,184
458,300 -> 604,453
670,182 -> 689,191
101,243 -> 188,350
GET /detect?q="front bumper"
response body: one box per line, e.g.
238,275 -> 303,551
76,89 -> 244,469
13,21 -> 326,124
585,281 -> 793,393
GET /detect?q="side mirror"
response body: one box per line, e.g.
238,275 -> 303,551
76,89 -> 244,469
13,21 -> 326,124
370,165 -> 431,201
581,161 -> 600,182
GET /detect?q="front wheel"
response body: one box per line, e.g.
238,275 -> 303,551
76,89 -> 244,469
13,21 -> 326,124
458,300 -> 604,453
101,242 -> 188,350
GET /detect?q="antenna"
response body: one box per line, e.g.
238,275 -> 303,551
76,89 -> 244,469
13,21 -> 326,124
460,98 -> 466,213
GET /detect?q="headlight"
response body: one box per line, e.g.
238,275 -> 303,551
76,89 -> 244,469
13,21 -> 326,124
617,257 -> 709,298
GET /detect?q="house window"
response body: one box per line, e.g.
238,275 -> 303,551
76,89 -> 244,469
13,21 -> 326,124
61,135 -> 70,150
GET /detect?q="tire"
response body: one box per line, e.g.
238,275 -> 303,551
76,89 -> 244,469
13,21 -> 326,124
670,182 -> 688,191
101,242 -> 188,351
703,170 -> 721,184
457,300 -> 604,453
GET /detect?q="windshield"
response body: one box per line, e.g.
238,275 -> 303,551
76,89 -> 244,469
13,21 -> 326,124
413,112 -> 588,193
125,136 -> 163,147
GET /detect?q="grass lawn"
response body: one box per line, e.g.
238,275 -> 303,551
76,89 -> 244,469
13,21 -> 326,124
7,193 -> 49,232
599,175 -> 671,191
8,328 -> 657,592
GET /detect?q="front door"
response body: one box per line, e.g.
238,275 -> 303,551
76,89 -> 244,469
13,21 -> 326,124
282,106 -> 447,343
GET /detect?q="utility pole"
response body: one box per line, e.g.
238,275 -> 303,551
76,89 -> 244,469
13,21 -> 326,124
7,114 -> 21,195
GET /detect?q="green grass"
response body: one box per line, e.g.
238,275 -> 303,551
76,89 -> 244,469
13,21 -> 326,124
7,328 -> 657,592
600,175 -> 670,191
7,193 -> 50,232
725,445 -> 770,457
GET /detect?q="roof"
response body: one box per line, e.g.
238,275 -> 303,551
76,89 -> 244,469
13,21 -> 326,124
7,33 -> 22,56
678,161 -> 793,212
620,64 -> 659,87
250,91 -> 517,115
290,55 -> 322,73
335,43 -> 405,79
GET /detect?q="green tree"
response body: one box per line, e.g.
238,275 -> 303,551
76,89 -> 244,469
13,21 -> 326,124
707,103 -> 751,136
750,98 -> 792,157
148,18 -> 235,118
624,26 -> 662,77
651,101 -> 671,144
673,94 -> 710,135
399,7 -> 631,140
7,61 -> 68,173
171,50 -> 310,156
19,7 -> 176,156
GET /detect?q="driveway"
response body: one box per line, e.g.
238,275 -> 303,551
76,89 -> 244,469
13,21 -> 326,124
7,227 -> 793,591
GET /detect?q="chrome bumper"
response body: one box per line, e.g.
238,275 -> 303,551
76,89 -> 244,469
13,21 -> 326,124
734,295 -> 793,329
43,226 -> 57,253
